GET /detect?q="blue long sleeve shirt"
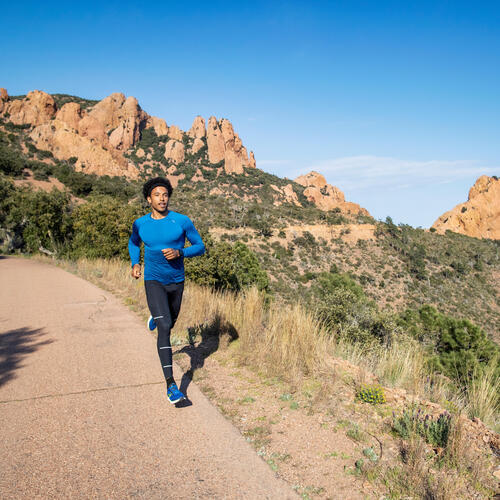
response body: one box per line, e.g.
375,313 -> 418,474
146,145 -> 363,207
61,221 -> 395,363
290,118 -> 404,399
128,211 -> 205,284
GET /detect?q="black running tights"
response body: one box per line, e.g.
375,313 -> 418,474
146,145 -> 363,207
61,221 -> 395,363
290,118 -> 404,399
144,280 -> 184,382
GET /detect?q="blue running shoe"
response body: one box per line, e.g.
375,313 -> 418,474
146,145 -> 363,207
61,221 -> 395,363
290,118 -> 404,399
147,315 -> 157,331
167,383 -> 185,404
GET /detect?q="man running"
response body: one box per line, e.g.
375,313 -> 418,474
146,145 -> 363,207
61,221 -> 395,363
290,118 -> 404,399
129,177 -> 205,404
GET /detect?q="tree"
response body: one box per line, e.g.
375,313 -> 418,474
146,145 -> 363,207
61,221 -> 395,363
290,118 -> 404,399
71,196 -> 142,259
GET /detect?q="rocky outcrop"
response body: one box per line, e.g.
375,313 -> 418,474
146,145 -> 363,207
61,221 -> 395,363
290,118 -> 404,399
0,88 -> 8,113
0,87 -> 256,180
249,151 -> 256,168
188,116 -> 206,139
295,171 -> 370,215
432,175 -> 500,239
270,183 -> 301,207
283,184 -> 300,206
30,119 -> 137,178
206,116 -> 225,164
167,125 -> 183,142
205,116 -> 255,174
77,115 -> 109,145
2,90 -> 56,126
146,116 -> 168,137
192,138 -> 205,154
55,102 -> 82,131
164,140 -> 185,164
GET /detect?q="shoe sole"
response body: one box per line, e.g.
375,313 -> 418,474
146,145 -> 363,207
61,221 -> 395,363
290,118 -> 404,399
168,395 -> 185,404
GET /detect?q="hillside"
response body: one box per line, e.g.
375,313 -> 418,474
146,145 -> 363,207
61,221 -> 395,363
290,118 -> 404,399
0,88 -> 499,340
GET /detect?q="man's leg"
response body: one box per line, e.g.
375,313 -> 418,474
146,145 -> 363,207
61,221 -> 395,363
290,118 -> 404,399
144,280 -> 175,385
166,281 -> 184,330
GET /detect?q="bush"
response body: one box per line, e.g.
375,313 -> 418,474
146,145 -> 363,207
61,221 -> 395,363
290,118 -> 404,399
185,233 -> 269,292
4,187 -> 73,254
392,408 -> 452,448
0,143 -> 24,176
71,196 -> 143,259
311,272 -> 399,344
398,305 -> 499,382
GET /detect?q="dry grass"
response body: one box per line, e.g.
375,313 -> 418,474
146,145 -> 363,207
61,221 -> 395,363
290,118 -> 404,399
385,415 -> 496,499
466,359 -> 500,430
41,256 -> 499,427
44,257 -> 331,384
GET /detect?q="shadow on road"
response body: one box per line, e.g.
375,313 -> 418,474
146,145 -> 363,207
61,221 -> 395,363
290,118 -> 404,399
176,314 -> 238,399
0,327 -> 54,387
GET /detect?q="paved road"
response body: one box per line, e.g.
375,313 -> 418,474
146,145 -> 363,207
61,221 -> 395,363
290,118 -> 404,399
0,257 -> 294,499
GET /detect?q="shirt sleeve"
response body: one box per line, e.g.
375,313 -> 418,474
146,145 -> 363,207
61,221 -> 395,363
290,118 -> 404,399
128,220 -> 142,267
182,217 -> 205,258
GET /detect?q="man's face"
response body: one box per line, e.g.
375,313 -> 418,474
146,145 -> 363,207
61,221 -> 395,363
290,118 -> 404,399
148,185 -> 169,212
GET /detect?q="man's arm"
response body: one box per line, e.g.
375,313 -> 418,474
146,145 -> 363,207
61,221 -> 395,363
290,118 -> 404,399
128,220 -> 142,278
182,217 -> 205,258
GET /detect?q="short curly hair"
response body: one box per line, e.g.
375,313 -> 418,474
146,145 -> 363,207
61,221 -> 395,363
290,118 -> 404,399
142,177 -> 173,200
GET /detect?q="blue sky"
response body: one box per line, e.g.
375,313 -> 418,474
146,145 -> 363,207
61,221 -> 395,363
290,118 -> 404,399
1,1 -> 499,227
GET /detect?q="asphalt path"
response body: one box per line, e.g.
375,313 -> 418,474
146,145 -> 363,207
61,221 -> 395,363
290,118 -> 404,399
0,257 -> 294,499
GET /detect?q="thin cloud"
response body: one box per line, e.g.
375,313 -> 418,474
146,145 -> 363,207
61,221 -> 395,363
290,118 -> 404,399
297,155 -> 498,191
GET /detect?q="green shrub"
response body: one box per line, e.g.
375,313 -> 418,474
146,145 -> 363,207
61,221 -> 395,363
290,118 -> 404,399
71,196 -> 143,259
0,143 -> 24,176
4,187 -> 73,254
392,408 -> 452,448
185,233 -> 269,293
398,305 -> 499,382
356,384 -> 386,404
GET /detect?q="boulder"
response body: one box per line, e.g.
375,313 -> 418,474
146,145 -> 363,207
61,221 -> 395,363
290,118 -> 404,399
109,116 -> 141,150
164,140 -> 185,164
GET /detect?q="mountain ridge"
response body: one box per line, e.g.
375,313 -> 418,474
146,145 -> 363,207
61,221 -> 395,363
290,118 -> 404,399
0,87 -> 367,216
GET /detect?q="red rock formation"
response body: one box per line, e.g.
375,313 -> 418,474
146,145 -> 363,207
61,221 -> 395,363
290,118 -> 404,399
205,117 -> 254,174
295,171 -> 370,215
55,102 -> 82,131
0,88 -> 256,179
164,140 -> 185,164
432,175 -> 500,239
167,125 -> 183,142
206,116 -> 225,164
146,116 -> 168,137
3,90 -> 56,126
188,116 -> 206,139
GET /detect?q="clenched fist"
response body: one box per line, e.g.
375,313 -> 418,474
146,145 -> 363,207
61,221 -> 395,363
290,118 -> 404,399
162,248 -> 181,260
131,264 -> 141,279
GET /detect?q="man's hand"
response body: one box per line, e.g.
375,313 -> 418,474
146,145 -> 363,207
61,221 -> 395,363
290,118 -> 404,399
162,248 -> 181,260
131,264 -> 141,279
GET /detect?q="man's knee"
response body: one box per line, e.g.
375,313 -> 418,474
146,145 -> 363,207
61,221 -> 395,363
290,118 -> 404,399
155,315 -> 173,332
